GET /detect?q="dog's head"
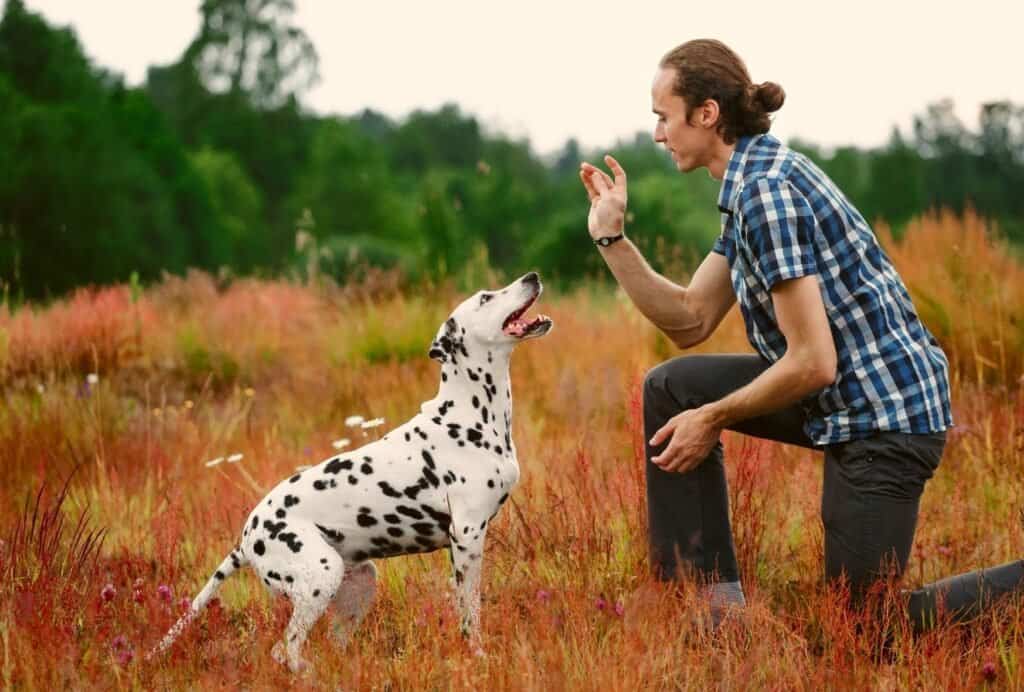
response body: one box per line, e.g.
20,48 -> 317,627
428,272 -> 553,364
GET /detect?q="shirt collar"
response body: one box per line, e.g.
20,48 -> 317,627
716,133 -> 767,216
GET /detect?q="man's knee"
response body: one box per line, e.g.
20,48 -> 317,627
643,356 -> 705,411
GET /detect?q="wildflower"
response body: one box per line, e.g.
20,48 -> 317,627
345,415 -> 365,427
982,661 -> 997,681
594,597 -> 607,611
86,373 -> 99,385
614,601 -> 625,617
332,438 -> 351,450
133,589 -> 145,604
111,635 -> 129,650
157,584 -> 172,602
227,453 -> 244,463
101,583 -> 116,602
116,648 -> 134,666
535,589 -> 551,602
938,545 -> 952,557
205,456 -> 225,468
35,383 -> 45,394
179,596 -> 192,612
244,387 -> 255,398
361,418 -> 386,429
184,400 -> 194,409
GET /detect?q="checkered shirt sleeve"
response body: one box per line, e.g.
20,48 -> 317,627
737,177 -> 819,290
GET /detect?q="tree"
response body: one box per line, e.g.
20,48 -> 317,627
184,0 -> 318,108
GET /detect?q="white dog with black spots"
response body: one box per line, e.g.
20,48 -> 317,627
150,272 -> 553,672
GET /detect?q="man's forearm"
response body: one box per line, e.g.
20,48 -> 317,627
597,237 -> 704,344
701,351 -> 834,429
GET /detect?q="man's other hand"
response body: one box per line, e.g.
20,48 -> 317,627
579,155 -> 628,241
649,406 -> 721,473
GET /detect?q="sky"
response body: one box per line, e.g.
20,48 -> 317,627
12,0 -> 1024,157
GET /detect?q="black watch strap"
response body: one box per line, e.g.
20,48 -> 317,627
594,233 -> 625,248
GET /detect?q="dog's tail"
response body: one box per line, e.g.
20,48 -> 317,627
147,546 -> 248,662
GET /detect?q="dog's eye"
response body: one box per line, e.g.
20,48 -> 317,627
479,294 -> 493,306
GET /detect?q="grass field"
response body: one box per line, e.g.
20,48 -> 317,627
1,211 -> 1023,690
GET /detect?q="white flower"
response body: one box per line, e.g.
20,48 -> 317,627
86,373 -> 99,385
227,453 -> 244,463
204,457 -> 225,468
361,418 -> 385,429
35,383 -> 45,394
331,438 -> 351,450
344,415 -> 364,427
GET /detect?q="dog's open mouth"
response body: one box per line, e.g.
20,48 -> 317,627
502,292 -> 552,338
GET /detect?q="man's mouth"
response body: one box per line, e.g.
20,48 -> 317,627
502,293 -> 551,337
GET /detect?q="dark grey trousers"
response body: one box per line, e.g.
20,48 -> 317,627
643,353 -> 1024,631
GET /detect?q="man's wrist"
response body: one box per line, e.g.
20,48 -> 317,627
593,232 -> 625,248
698,401 -> 731,430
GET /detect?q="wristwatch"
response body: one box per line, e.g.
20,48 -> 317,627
593,233 -> 625,247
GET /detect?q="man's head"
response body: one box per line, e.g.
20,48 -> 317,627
652,39 -> 785,176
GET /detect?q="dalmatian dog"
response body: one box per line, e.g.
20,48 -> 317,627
150,272 -> 553,672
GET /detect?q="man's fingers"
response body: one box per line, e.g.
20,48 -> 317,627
605,155 -> 628,189
591,170 -> 611,195
649,423 -> 672,447
579,169 -> 599,202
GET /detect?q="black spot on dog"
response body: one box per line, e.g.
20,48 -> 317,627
432,416 -> 442,425
495,446 -> 503,456
479,521 -> 487,530
289,474 -> 301,483
455,569 -> 464,585
498,493 -> 509,505
423,466 -> 440,488
348,475 -> 358,485
415,535 -> 436,548
468,369 -> 480,382
278,532 -> 303,553
361,463 -> 373,475
215,570 -> 225,580
403,484 -> 423,500
276,509 -> 286,519
411,522 -> 434,535
231,554 -> 241,569
268,571 -> 282,581
414,427 -> 428,441
420,505 -> 451,532
387,526 -> 404,537
313,480 -> 328,491
251,516 -> 259,530
313,589 -> 320,598
472,395 -> 480,409
396,505 -> 424,520
422,449 -> 436,469
467,429 -> 483,443
485,373 -> 493,386
487,479 -> 495,488
316,524 -> 344,543
357,513 -> 379,527
353,550 -> 369,561
378,481 -> 403,498
284,495 -> 300,508
383,513 -> 401,524
285,575 -> 294,583
405,432 -> 412,442
324,458 -> 353,474
254,540 -> 265,556
263,520 -> 286,539
320,558 -> 328,564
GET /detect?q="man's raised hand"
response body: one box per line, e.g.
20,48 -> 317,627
579,155 -> 628,241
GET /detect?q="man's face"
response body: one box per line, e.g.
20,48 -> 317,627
651,67 -> 717,173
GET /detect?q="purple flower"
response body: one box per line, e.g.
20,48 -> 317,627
111,635 -> 129,650
157,584 -> 172,602
535,589 -> 551,602
982,661 -> 997,681
594,597 -> 607,611
116,648 -> 134,666
101,583 -> 116,603
178,596 -> 192,612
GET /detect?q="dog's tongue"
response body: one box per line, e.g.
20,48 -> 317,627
503,314 -> 547,336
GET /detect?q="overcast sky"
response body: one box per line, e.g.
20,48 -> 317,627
13,0 -> 1024,156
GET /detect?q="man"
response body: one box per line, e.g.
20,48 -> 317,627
579,38 -> 1023,629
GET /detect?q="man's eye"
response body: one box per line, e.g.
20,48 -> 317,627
479,294 -> 493,305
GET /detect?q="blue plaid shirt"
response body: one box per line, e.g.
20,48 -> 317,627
712,133 -> 953,445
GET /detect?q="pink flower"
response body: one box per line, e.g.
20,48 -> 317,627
614,601 -> 625,617
157,584 -> 172,602
101,583 -> 116,603
982,661 -> 997,681
594,597 -> 607,611
111,635 -> 129,650
535,589 -> 551,602
938,545 -> 952,557
178,596 -> 192,612
132,589 -> 145,604
133,577 -> 144,590
116,648 -> 134,666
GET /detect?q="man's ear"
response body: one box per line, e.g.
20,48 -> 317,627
699,98 -> 721,130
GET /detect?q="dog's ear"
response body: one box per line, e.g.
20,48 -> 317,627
428,318 -> 458,364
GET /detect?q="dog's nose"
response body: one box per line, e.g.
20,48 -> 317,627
523,272 -> 540,286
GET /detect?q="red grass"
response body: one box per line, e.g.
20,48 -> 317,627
0,211 -> 1022,688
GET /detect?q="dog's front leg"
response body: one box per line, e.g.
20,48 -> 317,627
448,520 -> 488,654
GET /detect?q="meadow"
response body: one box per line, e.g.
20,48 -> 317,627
1,211 -> 1023,690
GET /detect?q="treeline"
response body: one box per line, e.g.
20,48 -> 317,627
1,0 -> 1022,301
